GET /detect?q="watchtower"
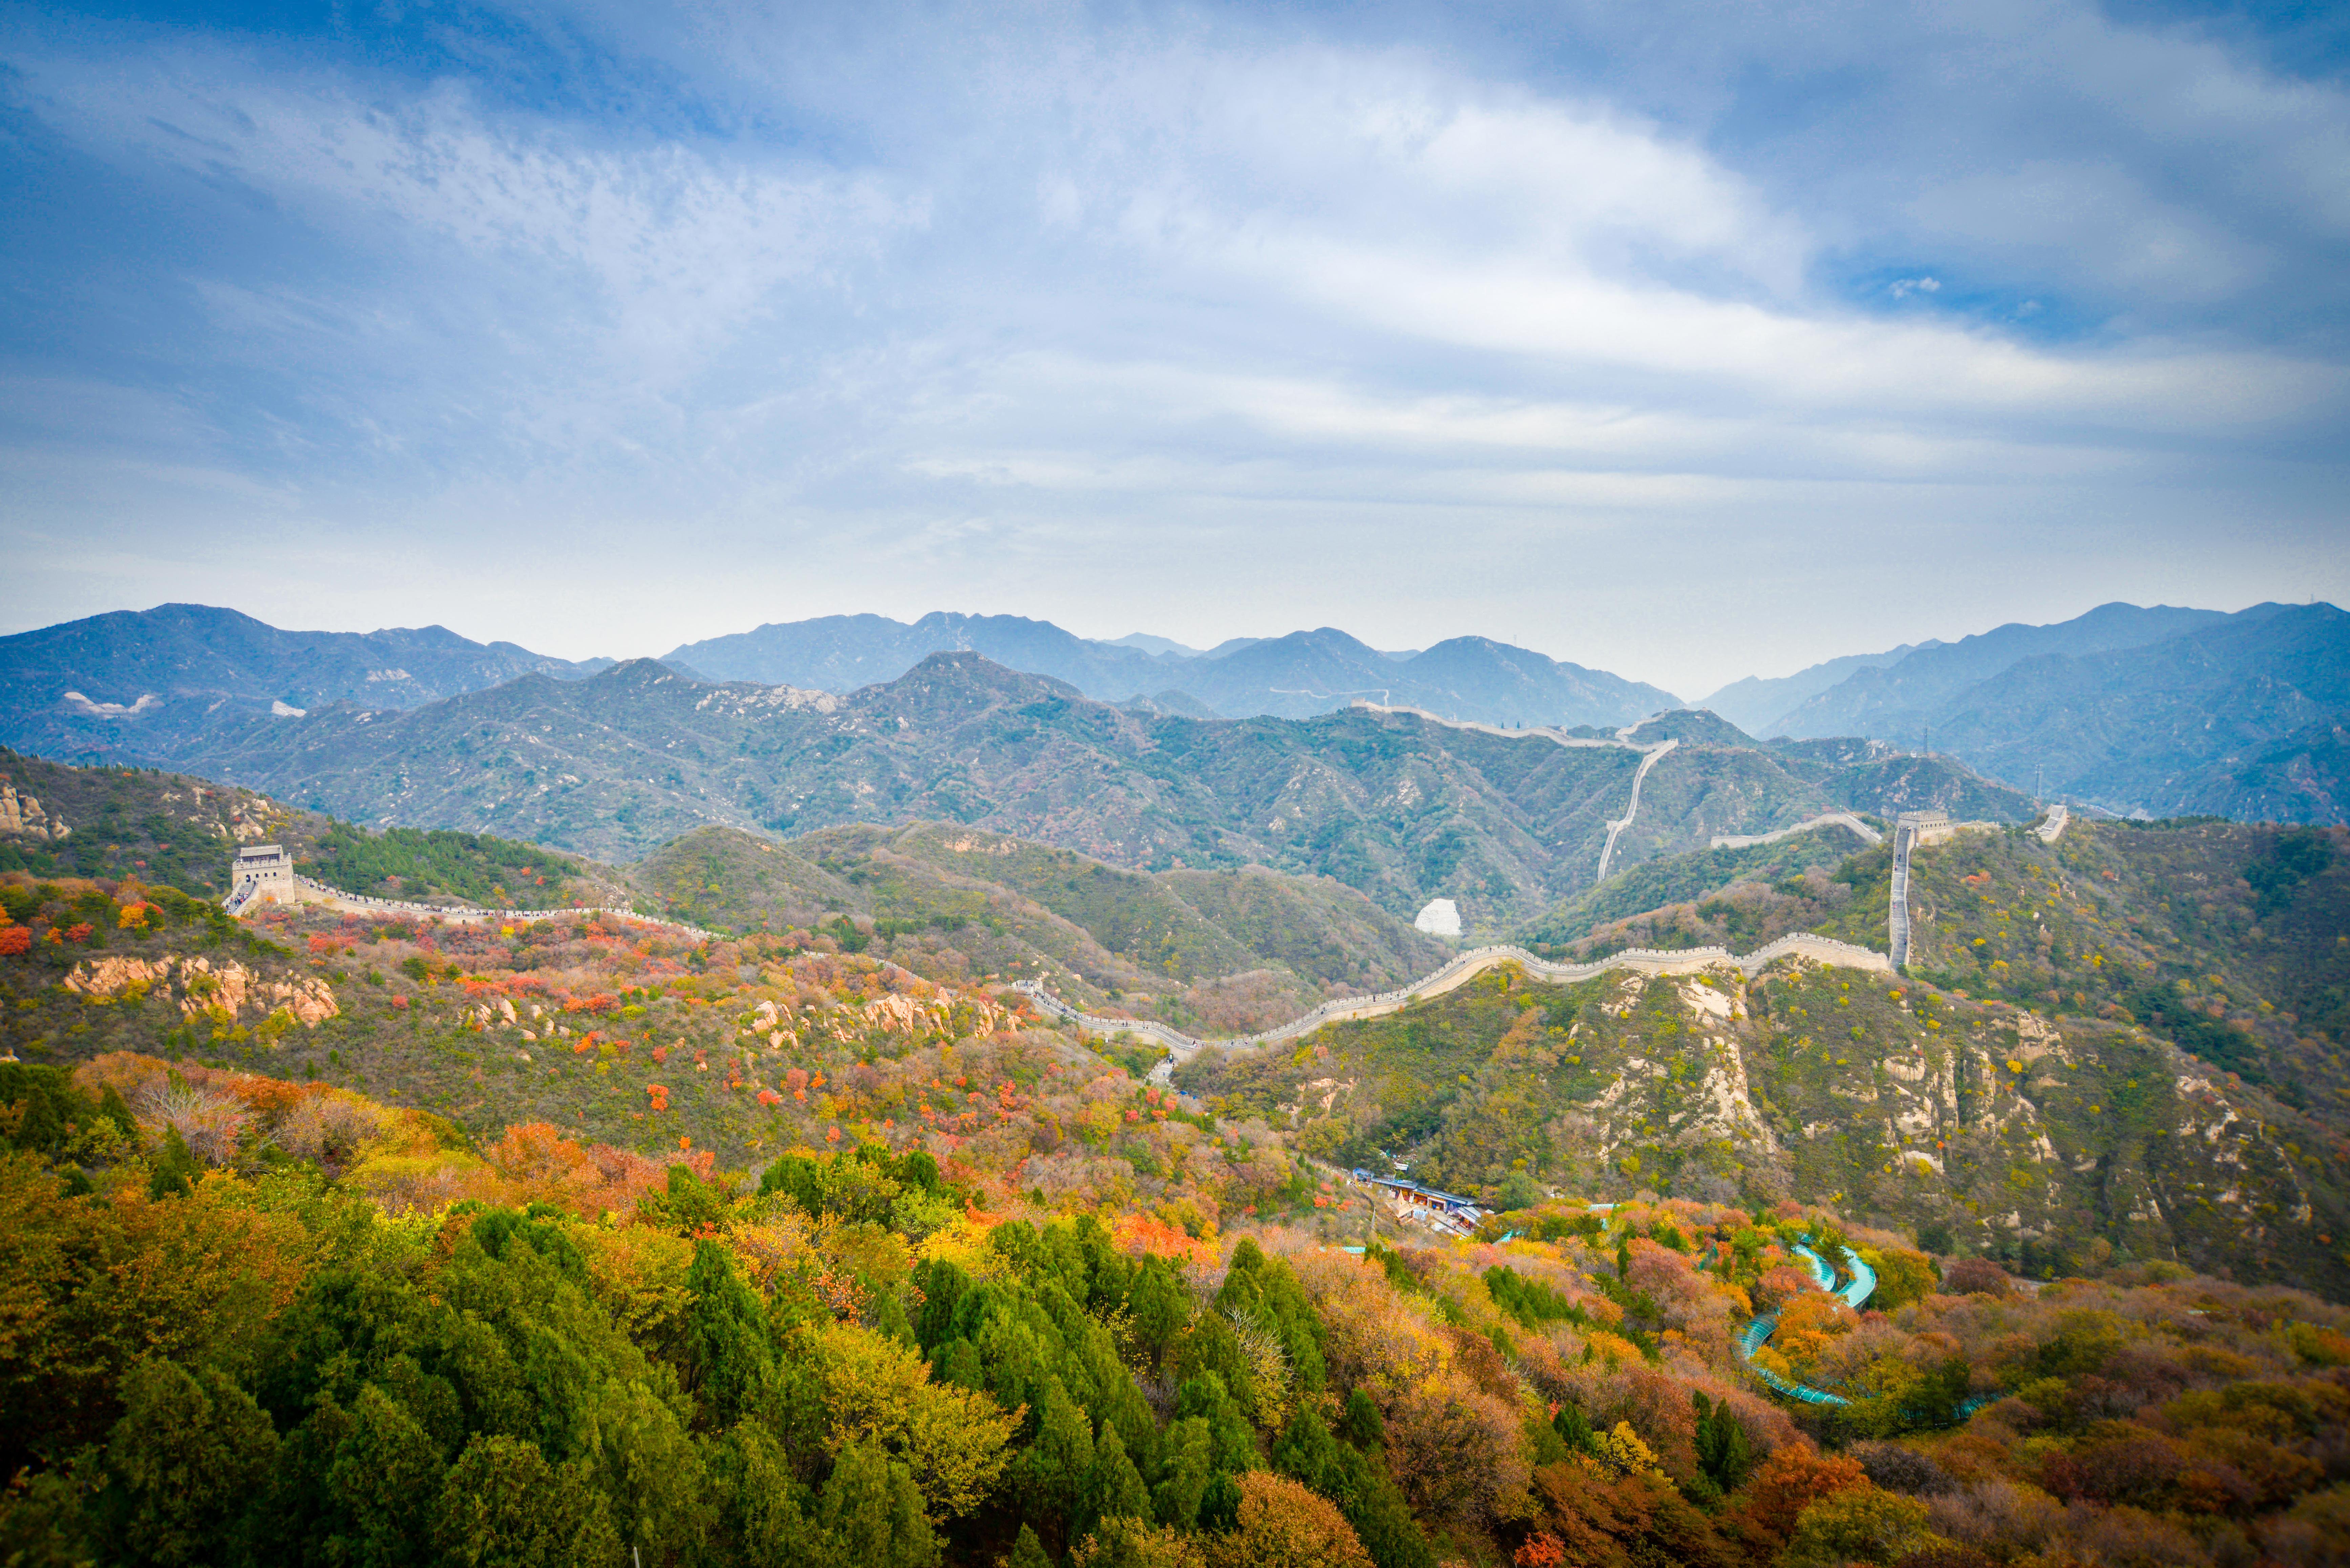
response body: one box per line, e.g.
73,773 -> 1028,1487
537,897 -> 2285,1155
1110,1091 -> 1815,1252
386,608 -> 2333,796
231,844 -> 294,901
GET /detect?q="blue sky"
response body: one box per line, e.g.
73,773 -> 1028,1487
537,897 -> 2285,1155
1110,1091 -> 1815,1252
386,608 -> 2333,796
1,0 -> 2344,696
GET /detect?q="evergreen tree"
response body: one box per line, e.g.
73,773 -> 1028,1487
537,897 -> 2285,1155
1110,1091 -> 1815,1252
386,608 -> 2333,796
1338,1389 -> 1386,1452
1337,1470 -> 1435,1568
1197,1471 -> 1242,1534
1005,1522 -> 1053,1568
1271,1405 -> 1347,1499
931,1336 -> 986,1392
1552,1402 -> 1597,1457
1273,1405 -> 1431,1568
708,1422 -> 821,1568
1691,1391 -> 1754,1494
324,1385 -> 444,1568
431,1434 -> 620,1568
1079,1419 -> 1150,1543
1171,1314 -> 1256,1423
874,1291 -> 917,1349
684,1239 -> 772,1426
817,1439 -> 938,1568
1124,1258 -> 1190,1375
1151,1419 -> 1212,1530
1173,1374 -> 1254,1474
104,1358 -> 278,1568
1023,1375 -> 1096,1543
911,1260 -> 972,1351
148,1124 -> 199,1199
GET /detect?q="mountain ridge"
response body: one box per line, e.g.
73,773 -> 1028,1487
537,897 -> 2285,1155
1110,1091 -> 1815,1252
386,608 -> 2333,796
667,611 -> 1678,728
87,651 -> 2031,930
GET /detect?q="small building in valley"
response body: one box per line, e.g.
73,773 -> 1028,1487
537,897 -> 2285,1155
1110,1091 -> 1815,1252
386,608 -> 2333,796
1367,1175 -> 1487,1238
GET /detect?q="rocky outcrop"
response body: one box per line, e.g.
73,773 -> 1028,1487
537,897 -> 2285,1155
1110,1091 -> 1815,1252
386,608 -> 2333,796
0,779 -> 66,840
65,954 -> 338,1027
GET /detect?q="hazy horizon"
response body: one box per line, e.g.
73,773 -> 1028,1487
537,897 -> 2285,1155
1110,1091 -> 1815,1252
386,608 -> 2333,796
5,592 -> 2333,708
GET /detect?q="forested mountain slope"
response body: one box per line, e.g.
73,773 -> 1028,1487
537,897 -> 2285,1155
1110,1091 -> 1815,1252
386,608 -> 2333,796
0,603 -> 609,764
1517,815 -> 2350,1129
623,822 -> 1451,1034
125,656 -> 2031,930
5,854 -> 2349,1567
0,748 -> 624,909
1181,950 -> 2350,1299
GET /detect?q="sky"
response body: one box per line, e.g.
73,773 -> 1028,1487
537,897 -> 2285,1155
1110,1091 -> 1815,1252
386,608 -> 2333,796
1,0 -> 2345,699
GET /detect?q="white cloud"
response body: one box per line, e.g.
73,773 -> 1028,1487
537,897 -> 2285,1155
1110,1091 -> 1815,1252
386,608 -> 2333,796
0,0 -> 2345,696
14,44 -> 918,377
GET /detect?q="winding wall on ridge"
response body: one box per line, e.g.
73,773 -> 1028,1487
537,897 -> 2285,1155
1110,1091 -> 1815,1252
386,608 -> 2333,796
1017,930 -> 1892,1067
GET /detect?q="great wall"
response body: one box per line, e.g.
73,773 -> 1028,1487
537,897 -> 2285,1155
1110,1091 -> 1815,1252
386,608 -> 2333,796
223,847 -> 720,942
1016,929 -> 1893,1073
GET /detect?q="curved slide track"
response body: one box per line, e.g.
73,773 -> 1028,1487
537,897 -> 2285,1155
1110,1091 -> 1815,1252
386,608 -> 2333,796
1732,1241 -> 1878,1405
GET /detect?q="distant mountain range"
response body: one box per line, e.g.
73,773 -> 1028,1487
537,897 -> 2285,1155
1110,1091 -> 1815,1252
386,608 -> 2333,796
1696,640 -> 1941,735
666,614 -> 1675,728
1757,602 -> 2239,740
50,649 -> 2027,927
0,604 -> 610,762
2,597 -> 2342,893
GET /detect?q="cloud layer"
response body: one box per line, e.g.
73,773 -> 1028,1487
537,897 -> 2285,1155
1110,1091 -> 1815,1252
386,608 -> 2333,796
1,0 -> 2343,694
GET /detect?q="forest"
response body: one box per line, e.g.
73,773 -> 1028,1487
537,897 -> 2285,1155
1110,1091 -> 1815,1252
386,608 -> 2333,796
0,1045 -> 2346,1568
1,864 -> 2347,1566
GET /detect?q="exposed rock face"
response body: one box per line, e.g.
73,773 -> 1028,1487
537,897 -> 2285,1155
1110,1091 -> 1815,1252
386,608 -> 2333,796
0,779 -> 66,840
65,954 -> 338,1027
1180,951 -> 2344,1293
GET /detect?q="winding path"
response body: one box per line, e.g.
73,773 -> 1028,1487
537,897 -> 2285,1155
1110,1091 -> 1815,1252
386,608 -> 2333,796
1594,739 -> 1679,882
1018,930 -> 1892,1080
1711,813 -> 1883,851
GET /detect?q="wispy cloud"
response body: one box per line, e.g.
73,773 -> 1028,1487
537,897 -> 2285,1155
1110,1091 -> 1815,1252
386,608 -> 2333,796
0,0 -> 2343,693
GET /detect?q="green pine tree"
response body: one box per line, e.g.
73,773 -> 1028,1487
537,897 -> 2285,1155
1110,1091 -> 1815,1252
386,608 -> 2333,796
105,1358 -> 278,1568
818,1439 -> 938,1568
1151,1419 -> 1212,1530
1338,1388 -> 1386,1452
684,1239 -> 773,1426
1022,1375 -> 1096,1542
1079,1419 -> 1151,1542
431,1434 -> 621,1568
148,1123 -> 199,1199
1004,1523 -> 1053,1568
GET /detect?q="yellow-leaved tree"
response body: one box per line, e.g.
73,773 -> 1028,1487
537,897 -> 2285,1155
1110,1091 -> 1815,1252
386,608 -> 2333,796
808,1318 -> 1018,1519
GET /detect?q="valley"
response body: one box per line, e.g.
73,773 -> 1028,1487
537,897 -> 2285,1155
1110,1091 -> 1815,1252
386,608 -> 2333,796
4,716 -> 2348,1568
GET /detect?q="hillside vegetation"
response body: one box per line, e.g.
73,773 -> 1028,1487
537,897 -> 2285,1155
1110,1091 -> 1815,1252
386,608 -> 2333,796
1178,952 -> 2350,1301
0,748 -> 292,898
0,749 -> 619,909
624,823 -> 1451,1034
0,1037 -> 2344,1568
134,656 -> 2034,930
3,852 -> 2349,1566
1523,828 -> 1884,956
1900,819 -> 2350,1123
